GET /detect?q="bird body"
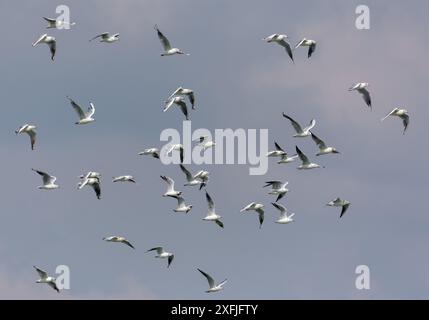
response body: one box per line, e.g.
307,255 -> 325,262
34,266 -> 59,292
103,236 -> 135,249
272,203 -> 295,224
310,132 -> 340,156
147,247 -> 174,267
15,124 -> 37,150
203,192 -> 224,228
294,38 -> 317,58
112,175 -> 136,183
296,146 -> 321,169
240,202 -> 265,228
90,32 -> 119,43
161,175 -> 182,197
32,34 -> 56,60
168,87 -> 195,109
327,198 -> 350,218
32,169 -> 59,190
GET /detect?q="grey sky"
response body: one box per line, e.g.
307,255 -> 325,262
0,0 -> 427,299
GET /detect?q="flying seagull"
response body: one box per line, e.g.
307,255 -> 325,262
43,17 -> 76,29
172,195 -> 193,213
32,34 -> 56,60
296,146 -> 322,169
138,148 -> 160,159
179,164 -> 205,188
240,202 -> 265,229
89,32 -> 119,43
146,247 -> 175,268
282,113 -> 316,137
34,266 -> 59,293
327,198 -> 350,218
263,181 -> 289,202
78,175 -> 101,199
161,175 -> 182,198
381,108 -> 409,134
197,268 -> 227,293
103,236 -> 135,249
167,87 -> 195,109
154,24 -> 189,56
272,202 -> 295,224
166,144 -> 184,163
66,96 -> 95,125
164,96 -> 189,120
32,168 -> 59,190
203,191 -> 224,228
294,38 -> 317,58
310,132 -> 340,156
193,170 -> 210,190
112,175 -> 136,183
195,136 -> 215,151
267,141 -> 287,157
349,82 -> 371,109
262,33 -> 294,63
15,124 -> 37,150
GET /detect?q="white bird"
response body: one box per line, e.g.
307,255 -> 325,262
203,191 -> 224,228
263,181 -> 289,202
327,198 -> 351,218
172,195 -> 193,213
282,113 -> 316,137
43,17 -> 76,29
66,96 -> 95,125
146,247 -> 174,268
349,82 -> 372,109
294,38 -> 317,58
197,269 -> 227,293
267,141 -> 287,157
15,124 -> 37,150
32,168 -> 59,190
272,202 -> 295,224
195,136 -> 216,151
78,175 -> 101,199
166,143 -> 184,163
310,132 -> 340,156
160,175 -> 182,198
296,146 -> 322,170
138,148 -> 160,159
164,96 -> 189,120
34,266 -> 59,293
89,32 -> 119,43
277,153 -> 299,164
167,87 -> 196,110
32,33 -> 56,60
154,24 -> 189,56
381,108 -> 409,134
193,170 -> 210,190
240,202 -> 265,228
103,236 -> 135,249
112,175 -> 136,183
179,164 -> 205,188
262,33 -> 294,62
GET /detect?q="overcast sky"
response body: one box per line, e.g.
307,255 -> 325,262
0,0 -> 428,299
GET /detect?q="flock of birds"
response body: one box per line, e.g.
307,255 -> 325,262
21,15 -> 411,295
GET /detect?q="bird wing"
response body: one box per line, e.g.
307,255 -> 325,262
89,33 -> 108,41
163,98 -> 176,112
67,96 -> 86,120
401,113 -> 409,134
175,196 -> 186,207
240,202 -> 254,212
294,38 -> 306,48
32,34 -> 47,46
308,42 -> 316,58
43,17 -> 56,24
359,88 -> 371,108
179,164 -> 193,182
167,87 -> 182,100
310,132 -> 326,149
263,181 -> 282,189
303,119 -> 316,132
187,91 -> 195,109
198,269 -> 215,288
295,146 -> 309,165
161,175 -> 175,192
28,129 -> 37,150
272,202 -> 287,218
32,169 -> 55,185
205,191 -> 215,212
48,40 -> 56,60
215,220 -> 224,228
91,180 -> 101,199
282,113 -> 303,133
176,99 -> 189,120
34,266 -> 48,280
123,240 -> 135,249
168,255 -> 174,268
277,39 -> 294,62
147,247 -> 163,254
48,281 -> 60,293
340,203 -> 350,218
274,141 -> 285,152
257,210 -> 264,228
87,102 -> 96,117
381,108 -> 398,122
154,25 -> 171,51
